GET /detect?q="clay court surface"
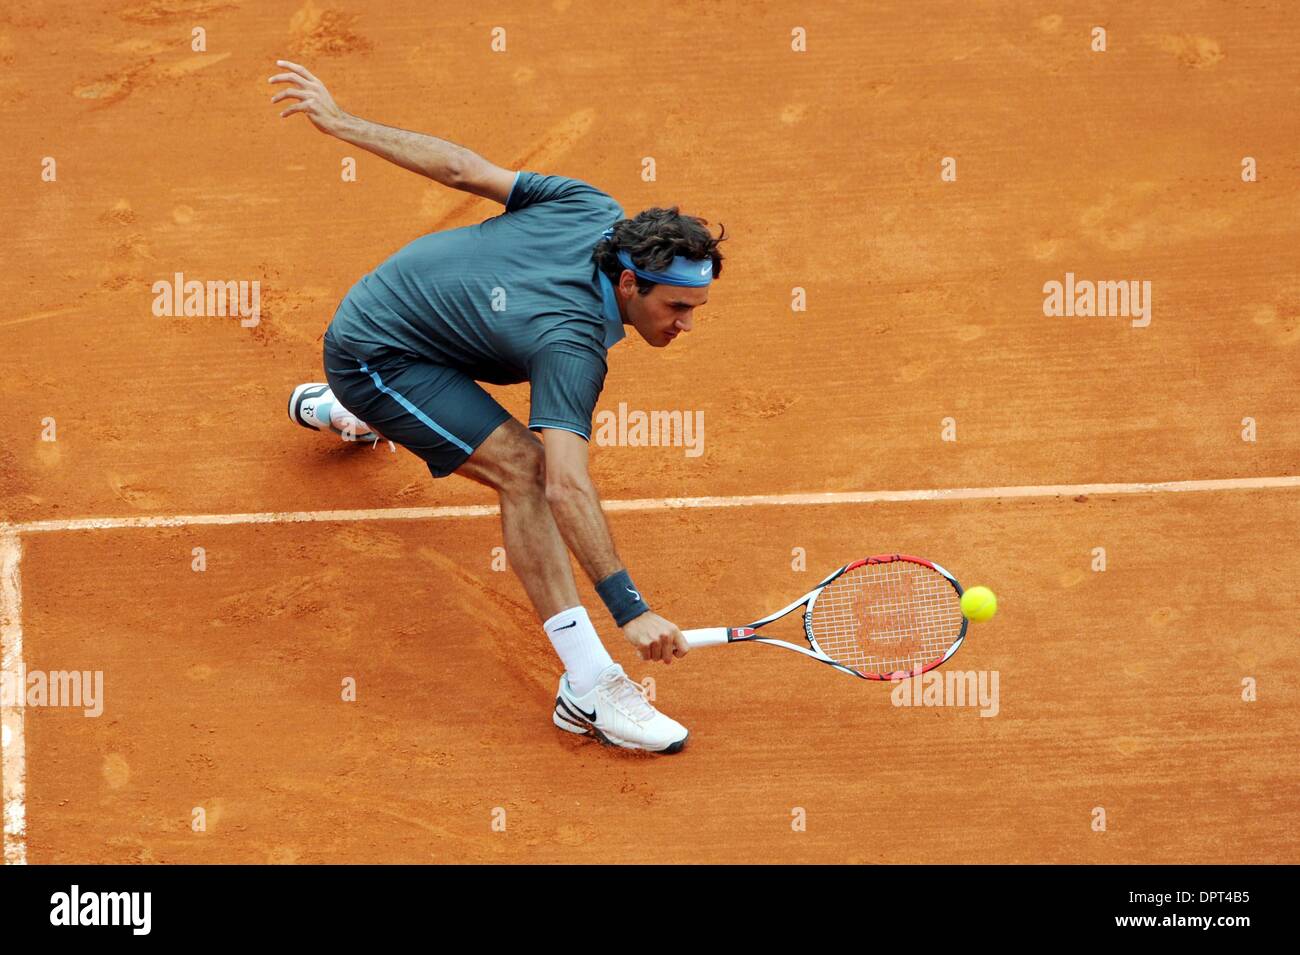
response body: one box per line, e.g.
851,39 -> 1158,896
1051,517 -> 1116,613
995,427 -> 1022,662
3,1 -> 1298,863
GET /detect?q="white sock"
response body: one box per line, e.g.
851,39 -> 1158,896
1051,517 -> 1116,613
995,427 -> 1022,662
543,606 -> 613,696
327,396 -> 372,435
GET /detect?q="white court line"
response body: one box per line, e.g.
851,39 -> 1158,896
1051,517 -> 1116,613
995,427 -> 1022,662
1,531 -> 25,865
1,470 -> 1297,865
8,474 -> 1300,535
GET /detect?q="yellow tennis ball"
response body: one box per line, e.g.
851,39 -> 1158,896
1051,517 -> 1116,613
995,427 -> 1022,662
960,586 -> 997,623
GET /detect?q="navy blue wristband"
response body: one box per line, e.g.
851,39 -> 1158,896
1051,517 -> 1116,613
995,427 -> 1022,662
596,569 -> 650,627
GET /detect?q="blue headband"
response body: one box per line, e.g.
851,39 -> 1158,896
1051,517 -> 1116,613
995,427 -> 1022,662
601,227 -> 713,288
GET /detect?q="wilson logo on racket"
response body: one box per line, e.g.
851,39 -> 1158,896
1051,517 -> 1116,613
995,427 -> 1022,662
682,555 -> 969,681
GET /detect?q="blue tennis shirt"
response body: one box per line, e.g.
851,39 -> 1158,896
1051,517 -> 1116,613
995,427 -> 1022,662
326,171 -> 627,438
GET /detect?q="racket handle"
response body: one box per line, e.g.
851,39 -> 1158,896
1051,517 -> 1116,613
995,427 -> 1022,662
683,627 -> 730,648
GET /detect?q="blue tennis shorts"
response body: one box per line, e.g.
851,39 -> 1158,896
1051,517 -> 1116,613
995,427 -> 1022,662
323,333 -> 511,478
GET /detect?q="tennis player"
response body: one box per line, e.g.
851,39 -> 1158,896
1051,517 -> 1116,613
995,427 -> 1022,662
273,61 -> 724,753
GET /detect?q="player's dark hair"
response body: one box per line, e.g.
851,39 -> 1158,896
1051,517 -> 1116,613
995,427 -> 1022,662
593,207 -> 726,294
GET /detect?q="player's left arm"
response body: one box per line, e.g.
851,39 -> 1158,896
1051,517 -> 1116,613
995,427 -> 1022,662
268,60 -> 517,204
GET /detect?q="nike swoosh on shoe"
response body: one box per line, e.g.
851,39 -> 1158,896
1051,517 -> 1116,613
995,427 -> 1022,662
557,696 -> 596,723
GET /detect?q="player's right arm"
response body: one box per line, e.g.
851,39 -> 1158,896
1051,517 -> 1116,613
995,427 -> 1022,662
268,60 -> 517,204
541,429 -> 688,663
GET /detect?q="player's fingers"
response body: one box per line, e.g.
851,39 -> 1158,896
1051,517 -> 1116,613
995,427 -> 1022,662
279,102 -> 313,118
267,72 -> 305,87
660,635 -> 676,664
270,89 -> 308,105
672,631 -> 690,657
275,59 -> 321,84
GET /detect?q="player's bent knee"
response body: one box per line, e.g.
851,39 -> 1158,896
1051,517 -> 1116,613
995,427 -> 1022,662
504,437 -> 546,496
461,419 -> 544,495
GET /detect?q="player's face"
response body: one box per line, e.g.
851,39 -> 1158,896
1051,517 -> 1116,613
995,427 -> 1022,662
621,275 -> 709,348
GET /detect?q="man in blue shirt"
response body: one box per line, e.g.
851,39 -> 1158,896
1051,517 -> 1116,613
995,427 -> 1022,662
274,61 -> 724,753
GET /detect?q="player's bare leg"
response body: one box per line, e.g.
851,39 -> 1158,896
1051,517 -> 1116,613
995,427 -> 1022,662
455,418 -> 578,621
456,418 -> 687,752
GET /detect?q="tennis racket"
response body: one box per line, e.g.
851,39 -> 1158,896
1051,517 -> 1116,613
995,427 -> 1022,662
683,554 -> 968,680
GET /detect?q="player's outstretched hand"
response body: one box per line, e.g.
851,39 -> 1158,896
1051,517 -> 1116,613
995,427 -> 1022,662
268,60 -> 349,136
622,612 -> 690,664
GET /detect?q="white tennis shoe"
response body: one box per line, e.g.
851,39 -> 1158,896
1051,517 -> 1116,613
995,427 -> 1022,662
288,383 -> 380,443
553,663 -> 689,754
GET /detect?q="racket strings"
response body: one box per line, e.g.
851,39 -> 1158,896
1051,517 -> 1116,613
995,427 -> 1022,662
807,561 -> 964,677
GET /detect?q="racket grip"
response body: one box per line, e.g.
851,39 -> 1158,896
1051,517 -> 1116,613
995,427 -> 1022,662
682,627 -> 730,648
